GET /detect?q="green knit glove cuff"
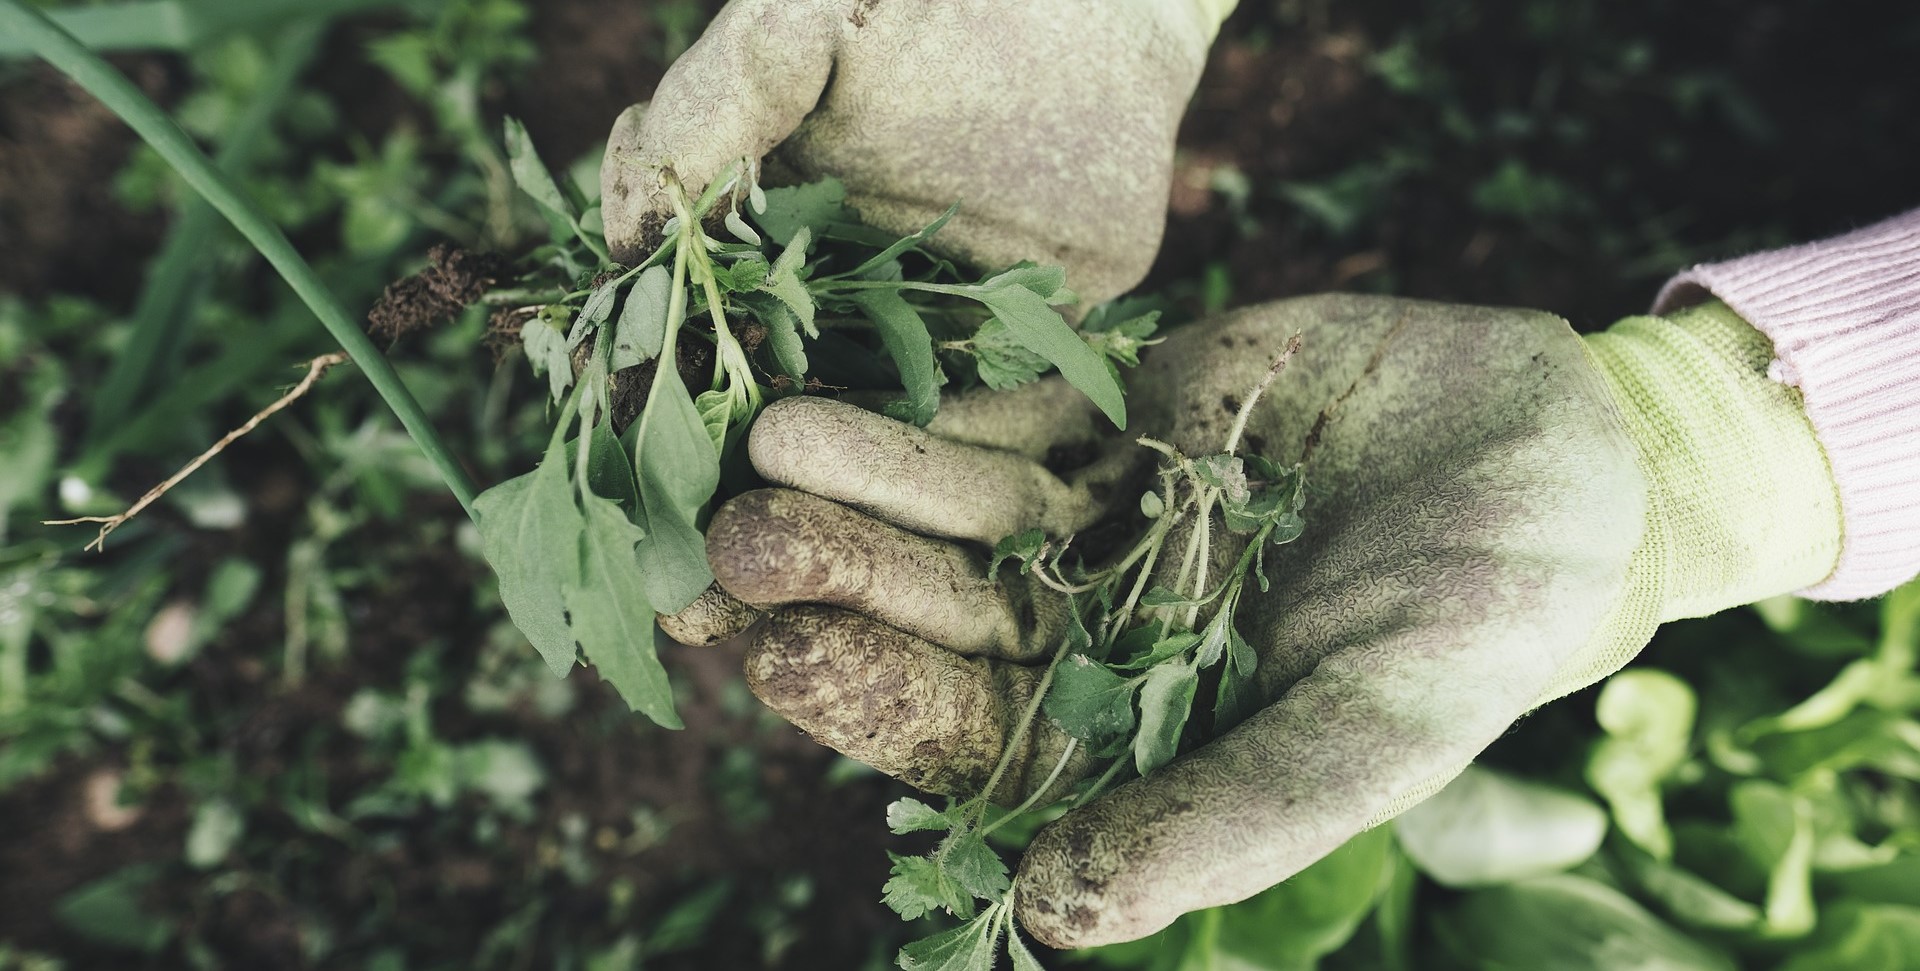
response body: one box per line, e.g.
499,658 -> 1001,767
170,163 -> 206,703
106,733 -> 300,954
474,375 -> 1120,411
1544,301 -> 1843,702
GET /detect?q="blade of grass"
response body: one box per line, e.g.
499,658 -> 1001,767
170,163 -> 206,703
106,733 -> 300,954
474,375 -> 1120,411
0,0 -> 423,58
0,0 -> 479,515
86,20 -> 325,443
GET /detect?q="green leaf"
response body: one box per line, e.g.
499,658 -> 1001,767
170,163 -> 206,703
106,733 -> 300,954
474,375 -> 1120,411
1006,925 -> 1047,971
989,528 -> 1048,577
632,362 -> 718,612
1134,659 -> 1198,777
1586,668 -> 1695,859
1116,632 -> 1200,671
851,289 -> 939,427
567,494 -> 682,728
755,177 -> 863,247
1618,850 -> 1762,931
970,282 -> 1126,429
887,797 -> 955,835
1776,902 -> 1920,971
753,299 -> 810,383
579,417 -> 640,511
579,278 -> 620,331
980,262 -> 1072,303
185,799 -> 244,870
845,201 -> 958,279
898,909 -> 1003,971
694,388 -> 733,458
1045,655 -> 1139,746
1393,765 -> 1607,887
1730,779 -> 1816,937
884,854 -> 973,922
503,115 -> 575,221
1212,627 -> 1261,732
474,430 -> 584,677
54,864 -> 172,954
970,317 -> 1051,391
1437,874 -> 1735,971
761,226 -> 816,337
1139,586 -> 1198,609
522,315 -> 574,405
941,829 -> 1011,904
613,265 -> 670,371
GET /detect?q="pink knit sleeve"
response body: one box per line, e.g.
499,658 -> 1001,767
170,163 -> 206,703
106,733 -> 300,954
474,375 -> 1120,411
1653,208 -> 1920,601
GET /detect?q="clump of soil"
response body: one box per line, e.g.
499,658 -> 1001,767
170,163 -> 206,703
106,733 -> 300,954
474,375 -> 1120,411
366,244 -> 507,344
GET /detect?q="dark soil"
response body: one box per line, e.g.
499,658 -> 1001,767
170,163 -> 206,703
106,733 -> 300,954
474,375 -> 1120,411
367,245 -> 507,345
0,58 -> 177,307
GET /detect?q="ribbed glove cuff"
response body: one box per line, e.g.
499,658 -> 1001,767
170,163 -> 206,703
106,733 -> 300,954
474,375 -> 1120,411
1655,209 -> 1920,600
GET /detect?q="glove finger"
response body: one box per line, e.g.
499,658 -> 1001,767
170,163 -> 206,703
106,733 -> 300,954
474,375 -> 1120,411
600,0 -> 842,262
744,605 -> 1092,804
748,396 -> 1142,545
707,488 -> 1066,662
924,377 -> 1110,461
657,583 -> 761,647
1013,628 -> 1562,949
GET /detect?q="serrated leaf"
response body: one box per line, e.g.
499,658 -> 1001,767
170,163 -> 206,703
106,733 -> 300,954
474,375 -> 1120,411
887,797 -> 955,835
763,226 -> 816,329
1045,655 -> 1138,745
503,116 -> 575,222
1135,659 -> 1198,777
989,528 -> 1048,577
941,830 -> 1011,904
474,430 -> 584,677
972,318 -> 1051,391
969,282 -> 1125,428
851,289 -> 939,427
1194,453 -> 1250,507
567,495 -> 681,728
755,178 -> 863,247
898,910 -> 1003,971
884,854 -> 973,922
1006,926 -> 1046,971
754,300 -> 809,383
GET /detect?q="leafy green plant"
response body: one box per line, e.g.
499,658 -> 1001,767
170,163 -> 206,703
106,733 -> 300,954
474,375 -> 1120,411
474,128 -> 1150,728
872,340 -> 1309,968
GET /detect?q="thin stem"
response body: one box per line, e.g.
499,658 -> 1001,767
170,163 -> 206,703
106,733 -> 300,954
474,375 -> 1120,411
1223,332 -> 1303,456
1071,755 -> 1130,810
1,0 -> 479,516
973,616 -> 1081,817
980,738 -> 1079,838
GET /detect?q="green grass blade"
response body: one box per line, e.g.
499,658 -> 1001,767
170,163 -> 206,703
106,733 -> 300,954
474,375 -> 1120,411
0,0 -> 479,516
0,0 -> 424,58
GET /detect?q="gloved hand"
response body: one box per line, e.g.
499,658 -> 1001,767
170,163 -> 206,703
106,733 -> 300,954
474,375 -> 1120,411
599,0 -> 1233,307
680,293 -> 1843,947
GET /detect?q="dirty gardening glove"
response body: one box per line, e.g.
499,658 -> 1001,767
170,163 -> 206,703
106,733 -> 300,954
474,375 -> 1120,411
600,0 -> 1235,307
690,293 -> 1842,947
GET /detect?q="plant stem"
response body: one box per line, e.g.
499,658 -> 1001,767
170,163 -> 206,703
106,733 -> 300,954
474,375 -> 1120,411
1,0 -> 480,516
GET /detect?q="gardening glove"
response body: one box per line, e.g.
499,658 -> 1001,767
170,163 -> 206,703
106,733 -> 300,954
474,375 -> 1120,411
600,0 -> 1235,307
693,293 -> 1842,947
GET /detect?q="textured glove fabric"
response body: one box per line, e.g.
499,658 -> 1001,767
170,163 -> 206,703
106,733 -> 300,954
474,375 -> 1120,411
1656,209 -> 1920,600
601,0 -> 1216,306
1556,301 -> 1844,701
